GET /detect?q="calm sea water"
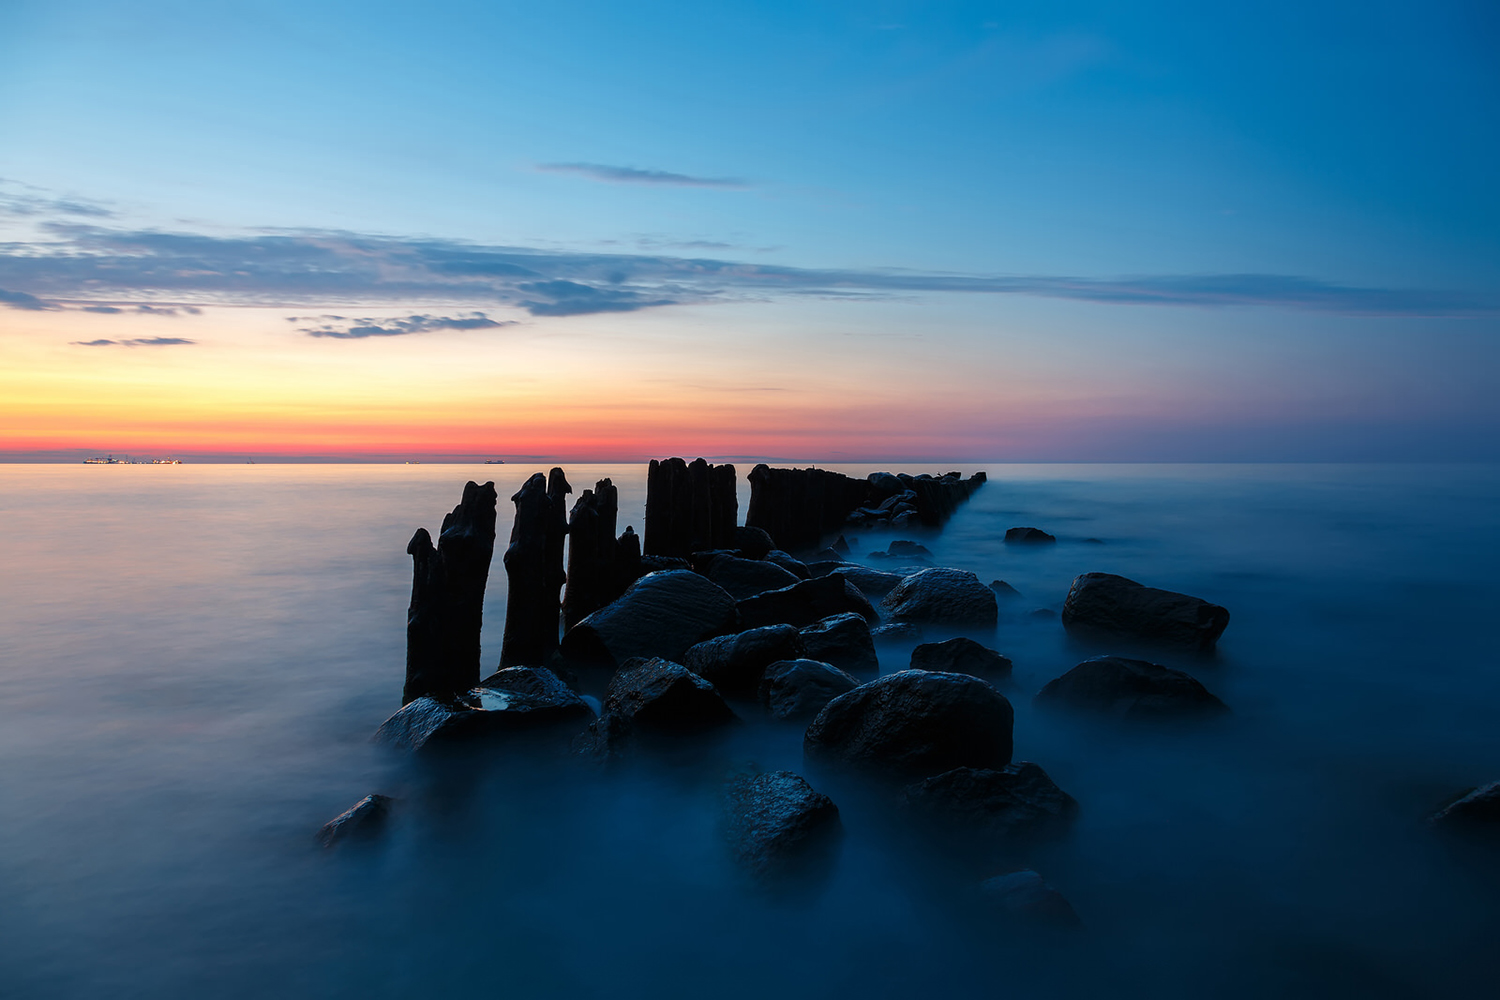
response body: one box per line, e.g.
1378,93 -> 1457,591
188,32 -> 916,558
1,463 -> 1497,998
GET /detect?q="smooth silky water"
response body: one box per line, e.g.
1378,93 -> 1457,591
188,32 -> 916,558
1,463 -> 1496,998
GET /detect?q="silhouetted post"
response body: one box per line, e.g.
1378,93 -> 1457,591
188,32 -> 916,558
563,478 -> 625,630
403,480 -> 498,704
709,462 -> 737,548
501,472 -> 555,667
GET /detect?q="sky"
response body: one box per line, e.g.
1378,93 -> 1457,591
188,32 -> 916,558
1,0 -> 1497,462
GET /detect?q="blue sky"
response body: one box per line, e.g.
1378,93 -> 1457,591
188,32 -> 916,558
1,0 -> 1497,460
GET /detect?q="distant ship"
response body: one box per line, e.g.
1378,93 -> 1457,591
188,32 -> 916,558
83,454 -> 181,464
484,459 -> 506,464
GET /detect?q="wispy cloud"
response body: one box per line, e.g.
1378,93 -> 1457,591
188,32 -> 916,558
70,336 -> 196,347
537,162 -> 748,189
0,223 -> 1490,321
0,179 -> 115,220
289,312 -> 515,339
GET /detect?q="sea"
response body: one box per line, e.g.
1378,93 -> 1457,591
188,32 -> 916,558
1,462 -> 1497,998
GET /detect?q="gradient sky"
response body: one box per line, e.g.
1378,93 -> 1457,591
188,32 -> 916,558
1,0 -> 1497,461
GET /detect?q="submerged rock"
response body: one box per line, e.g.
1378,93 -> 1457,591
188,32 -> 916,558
909,637 -> 1012,683
737,573 -> 879,630
1035,655 -> 1229,720
903,762 -> 1078,847
316,794 -> 394,848
989,580 -> 1023,600
559,570 -> 738,667
1061,572 -> 1230,652
798,612 -> 879,674
1429,781 -> 1500,838
1004,527 -> 1056,545
760,659 -> 860,721
683,624 -> 805,697
804,670 -> 1014,781
880,568 -> 998,627
976,870 -> 1081,928
723,770 -> 842,881
707,555 -> 802,600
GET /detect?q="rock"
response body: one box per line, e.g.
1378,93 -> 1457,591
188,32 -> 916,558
688,548 -> 738,573
903,762 -> 1078,847
403,481 -> 498,704
640,554 -> 692,573
798,612 -> 879,674
723,771 -> 842,881
731,525 -> 775,560
872,622 -> 924,643
764,549 -> 812,580
910,637 -> 1012,683
316,794 -> 394,848
683,624 -> 805,697
804,670 -> 1014,780
737,573 -> 879,630
1061,572 -> 1230,652
880,568 -> 998,627
374,666 -> 594,752
805,547 -> 846,563
1083,537 -> 1104,544
989,580 -> 1022,600
559,570 -> 739,667
832,535 -> 851,555
805,559 -> 860,578
887,539 -> 933,559
1035,655 -> 1229,720
760,659 -> 860,721
867,471 -> 902,496
976,870 -> 1081,928
828,565 -> 905,599
706,556 -> 802,600
1004,527 -> 1056,544
602,657 -> 737,732
1029,608 -> 1058,620
1429,781 -> 1500,837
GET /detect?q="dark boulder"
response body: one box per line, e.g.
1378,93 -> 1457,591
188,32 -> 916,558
689,548 -> 739,573
910,637 -> 1012,683
880,568 -> 998,627
1029,608 -> 1058,620
1061,572 -> 1230,652
683,624 -> 805,697
559,570 -> 738,667
1004,527 -> 1056,544
989,580 -> 1022,600
1035,655 -> 1229,720
375,666 -> 594,752
316,794 -> 394,848
738,573 -> 878,630
723,770 -> 842,881
706,556 -> 802,600
798,612 -> 879,674
640,554 -> 692,574
760,659 -> 860,721
1429,782 -> 1500,838
804,670 -> 1014,780
828,565 -> 905,599
732,525 -> 775,560
602,657 -> 737,732
764,549 -> 812,580
868,539 -> 932,562
976,870 -> 1081,928
805,559 -> 860,578
903,762 -> 1078,847
872,622 -> 924,644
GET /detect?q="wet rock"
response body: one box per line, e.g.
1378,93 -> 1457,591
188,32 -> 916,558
764,549 -> 812,580
828,565 -> 905,599
804,670 -> 1014,780
976,870 -> 1081,928
706,556 -> 802,600
723,770 -> 842,881
737,573 -> 878,630
316,794 -> 394,848
903,762 -> 1078,847
760,659 -> 860,721
404,481 -> 498,704
1429,781 -> 1500,838
478,666 -> 595,727
732,525 -> 775,560
683,624 -> 805,697
887,539 -> 933,559
640,554 -> 692,573
1035,655 -> 1229,720
601,657 -> 737,732
798,612 -> 879,675
1004,527 -> 1056,544
909,637 -> 1012,683
805,547 -> 847,563
805,559 -> 860,578
559,570 -> 738,667
832,535 -> 852,555
688,548 -> 739,573
374,666 -> 594,753
1061,572 -> 1230,652
872,622 -> 924,644
880,568 -> 999,627
1029,608 -> 1058,621
989,580 -> 1022,600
